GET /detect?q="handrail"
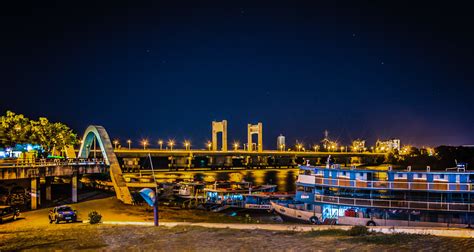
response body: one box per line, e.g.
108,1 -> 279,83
0,159 -> 105,169
297,175 -> 473,192
314,195 -> 473,212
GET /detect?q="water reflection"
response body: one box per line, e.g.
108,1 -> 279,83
152,169 -> 298,192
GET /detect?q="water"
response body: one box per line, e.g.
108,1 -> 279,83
151,169 -> 299,192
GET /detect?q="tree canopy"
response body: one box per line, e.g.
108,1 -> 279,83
0,111 -> 78,154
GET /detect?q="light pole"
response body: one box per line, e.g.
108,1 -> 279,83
158,140 -> 163,150
142,139 -> 148,150
113,140 -> 119,149
168,140 -> 175,151
297,144 -> 302,152
184,140 -> 190,151
207,141 -> 212,151
233,142 -> 239,151
127,139 -> 131,150
280,144 -> 284,152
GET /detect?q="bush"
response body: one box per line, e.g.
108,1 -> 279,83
88,211 -> 102,224
348,225 -> 369,236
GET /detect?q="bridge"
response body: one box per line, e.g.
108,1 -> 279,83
1,123 -> 386,208
0,160 -> 106,210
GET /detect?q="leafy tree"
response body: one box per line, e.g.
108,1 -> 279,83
0,111 -> 78,155
0,111 -> 32,147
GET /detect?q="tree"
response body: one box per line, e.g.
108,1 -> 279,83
0,111 -> 78,155
0,111 -> 32,147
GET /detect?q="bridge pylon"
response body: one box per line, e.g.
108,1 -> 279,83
247,122 -> 263,152
212,120 -> 228,151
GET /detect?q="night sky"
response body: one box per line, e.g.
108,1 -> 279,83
1,2 -> 473,148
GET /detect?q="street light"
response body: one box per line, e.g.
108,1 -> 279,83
158,140 -> 163,150
168,140 -> 175,151
233,142 -> 239,151
113,139 -> 119,149
141,139 -> 148,150
207,141 -> 212,151
184,140 -> 190,151
313,145 -> 319,152
280,144 -> 285,152
340,146 -> 344,152
127,139 -> 131,150
296,144 -> 302,152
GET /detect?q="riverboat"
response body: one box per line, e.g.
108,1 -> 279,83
273,163 -> 474,227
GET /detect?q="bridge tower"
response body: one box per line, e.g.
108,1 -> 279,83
212,120 -> 228,151
247,122 -> 263,152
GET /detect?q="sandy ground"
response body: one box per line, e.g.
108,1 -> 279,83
1,197 -> 474,251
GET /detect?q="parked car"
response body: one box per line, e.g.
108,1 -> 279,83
49,205 -> 77,224
0,205 -> 20,223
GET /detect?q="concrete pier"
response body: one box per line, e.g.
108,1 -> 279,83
31,178 -> 39,210
72,174 -> 78,203
45,177 -> 52,201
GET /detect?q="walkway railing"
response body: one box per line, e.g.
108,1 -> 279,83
297,175 -> 473,192
0,159 -> 105,169
314,195 -> 474,212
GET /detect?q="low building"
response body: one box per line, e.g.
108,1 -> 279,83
375,139 -> 401,152
351,139 -> 365,152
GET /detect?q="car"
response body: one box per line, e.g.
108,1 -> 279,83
0,205 -> 20,223
49,205 -> 77,224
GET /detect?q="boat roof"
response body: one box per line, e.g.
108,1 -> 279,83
300,165 -> 474,174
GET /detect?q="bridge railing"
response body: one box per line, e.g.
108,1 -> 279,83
314,195 -> 473,212
297,175 -> 473,192
0,158 -> 105,169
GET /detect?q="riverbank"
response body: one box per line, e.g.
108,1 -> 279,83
2,223 -> 474,251
2,197 -> 474,251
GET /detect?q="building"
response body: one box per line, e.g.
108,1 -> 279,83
321,130 -> 338,151
375,139 -> 401,152
351,139 -> 366,152
277,134 -> 285,151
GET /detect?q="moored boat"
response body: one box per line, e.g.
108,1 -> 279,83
276,161 -> 474,227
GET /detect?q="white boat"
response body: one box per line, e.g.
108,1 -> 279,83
271,201 -> 322,224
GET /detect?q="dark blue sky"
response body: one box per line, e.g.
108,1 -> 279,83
1,1 -> 473,148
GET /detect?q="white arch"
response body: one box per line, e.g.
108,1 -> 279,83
78,125 -> 133,204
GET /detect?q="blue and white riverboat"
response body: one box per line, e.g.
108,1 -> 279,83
272,162 -> 474,227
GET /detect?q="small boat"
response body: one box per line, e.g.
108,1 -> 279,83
244,193 -> 293,211
270,201 -> 322,224
175,182 -> 206,200
203,182 -> 278,212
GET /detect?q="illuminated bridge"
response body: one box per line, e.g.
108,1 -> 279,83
0,123 -> 386,208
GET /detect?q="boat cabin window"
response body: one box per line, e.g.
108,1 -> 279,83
296,186 -> 304,192
304,187 -> 312,193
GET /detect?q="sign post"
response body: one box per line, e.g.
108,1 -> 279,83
139,154 -> 160,226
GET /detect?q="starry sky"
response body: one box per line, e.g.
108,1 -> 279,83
1,1 -> 473,148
